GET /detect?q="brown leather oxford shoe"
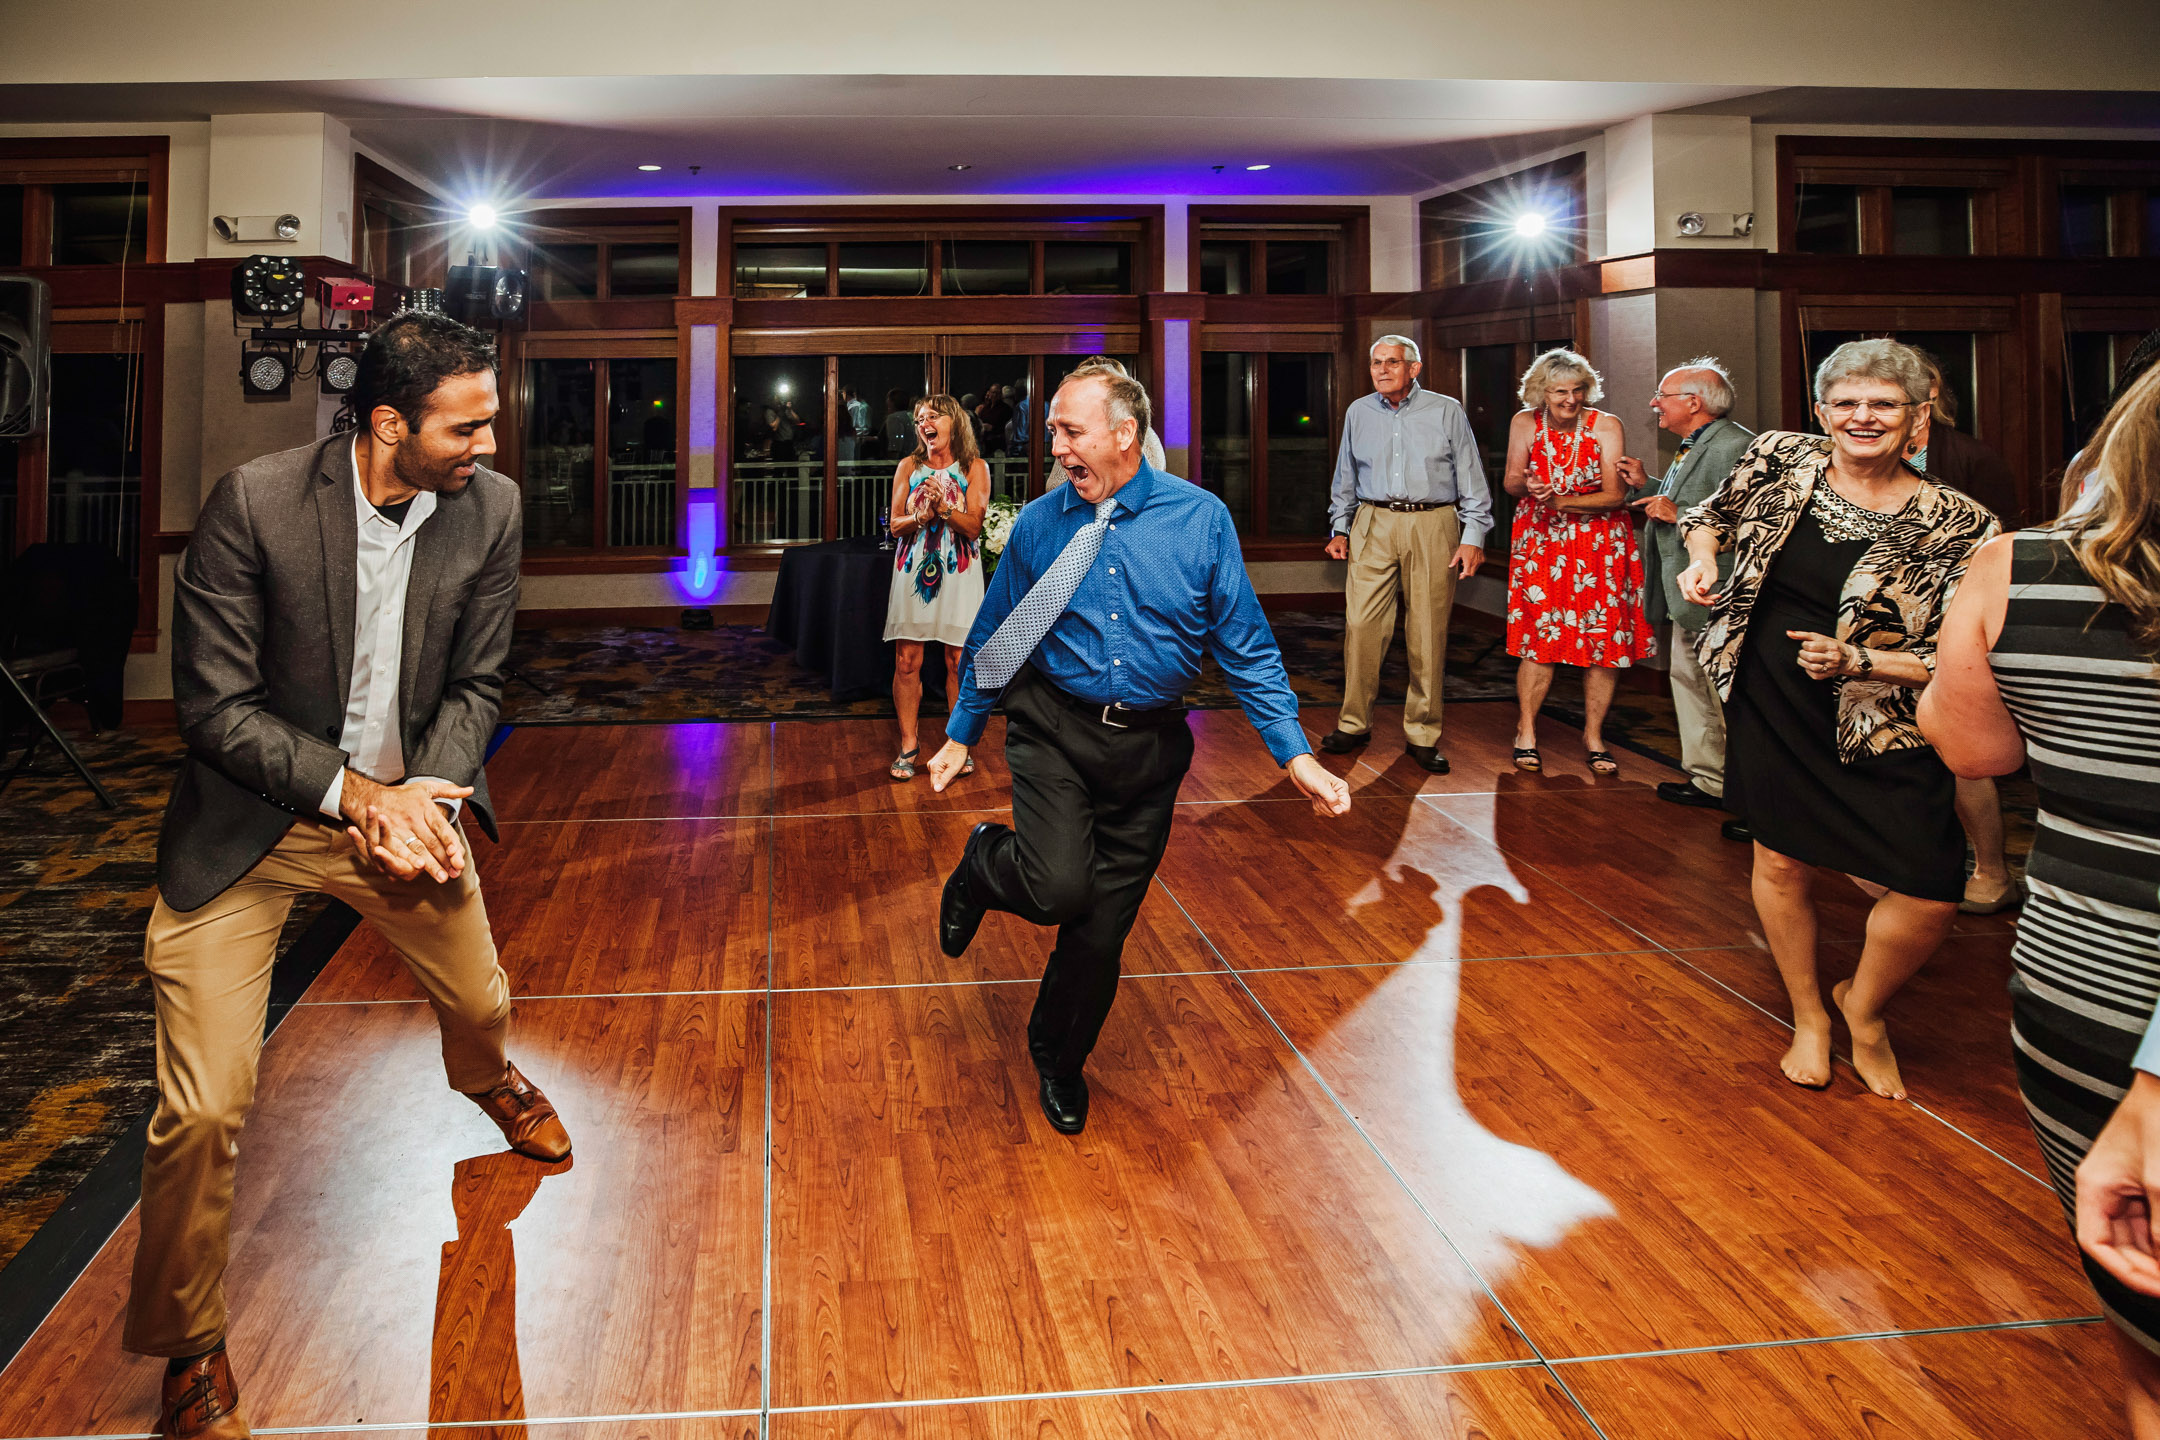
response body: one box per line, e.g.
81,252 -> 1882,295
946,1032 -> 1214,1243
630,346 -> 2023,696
159,1347 -> 249,1440
465,1063 -> 572,1161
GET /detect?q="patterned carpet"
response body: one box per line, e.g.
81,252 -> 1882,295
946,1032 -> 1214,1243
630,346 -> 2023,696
0,610 -> 2028,1280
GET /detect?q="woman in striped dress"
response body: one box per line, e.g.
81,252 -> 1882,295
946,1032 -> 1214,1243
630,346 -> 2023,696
1920,360 -> 2160,1435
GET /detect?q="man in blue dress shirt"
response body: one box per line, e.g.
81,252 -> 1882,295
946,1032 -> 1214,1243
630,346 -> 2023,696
925,369 -> 1351,1134
1318,335 -> 1491,773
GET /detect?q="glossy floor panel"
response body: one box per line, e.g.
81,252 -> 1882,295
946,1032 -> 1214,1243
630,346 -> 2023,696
1560,1321 -> 2123,1438
768,973 -> 1532,1410
1159,789 -> 1648,967
1322,697 -> 1687,798
0,994 -> 765,1434
489,723 -> 773,820
771,716 -> 1011,817
311,818 -> 769,1000
768,1365 -> 1599,1439
1237,951 -> 2096,1358
769,811 -> 1221,989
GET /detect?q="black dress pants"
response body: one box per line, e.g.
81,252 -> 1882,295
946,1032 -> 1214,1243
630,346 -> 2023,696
964,668 -> 1194,1079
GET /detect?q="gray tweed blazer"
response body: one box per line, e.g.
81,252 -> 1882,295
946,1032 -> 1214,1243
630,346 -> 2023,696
158,433 -> 520,911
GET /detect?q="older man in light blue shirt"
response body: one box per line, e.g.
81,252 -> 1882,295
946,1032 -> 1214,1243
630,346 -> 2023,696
1319,335 -> 1491,774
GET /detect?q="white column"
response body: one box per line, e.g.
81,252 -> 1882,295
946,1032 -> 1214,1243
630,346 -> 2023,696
1162,199 -> 1190,290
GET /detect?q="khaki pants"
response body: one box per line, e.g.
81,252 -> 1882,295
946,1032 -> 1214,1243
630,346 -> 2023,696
1338,504 -> 1463,749
1669,621 -> 1727,797
125,821 -> 510,1357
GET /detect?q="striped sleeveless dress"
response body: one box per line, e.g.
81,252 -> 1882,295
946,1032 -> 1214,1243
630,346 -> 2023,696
1992,529 -> 2160,1346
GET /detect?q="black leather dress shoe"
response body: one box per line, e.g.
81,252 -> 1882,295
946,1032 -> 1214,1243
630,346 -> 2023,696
1317,729 -> 1370,754
939,823 -> 993,959
1657,780 -> 1724,809
1721,819 -> 1754,843
1039,1072 -> 1089,1134
1404,745 -> 1450,775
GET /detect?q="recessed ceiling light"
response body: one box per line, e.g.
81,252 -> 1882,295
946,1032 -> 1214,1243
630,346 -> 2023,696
638,164 -> 662,172
949,164 -> 972,171
1246,164 -> 1271,171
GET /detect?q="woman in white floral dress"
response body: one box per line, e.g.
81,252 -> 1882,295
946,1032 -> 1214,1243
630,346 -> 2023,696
1502,349 -> 1653,775
884,394 -> 989,780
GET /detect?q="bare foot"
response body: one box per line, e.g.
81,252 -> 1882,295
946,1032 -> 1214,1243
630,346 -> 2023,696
1780,1013 -> 1833,1088
1832,979 -> 1907,1100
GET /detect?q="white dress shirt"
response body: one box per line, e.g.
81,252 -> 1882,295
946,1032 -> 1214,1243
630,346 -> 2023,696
318,438 -> 456,820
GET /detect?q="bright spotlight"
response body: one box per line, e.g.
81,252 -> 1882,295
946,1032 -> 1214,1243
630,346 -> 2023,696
1513,212 -> 1550,239
776,379 -> 791,397
467,203 -> 498,230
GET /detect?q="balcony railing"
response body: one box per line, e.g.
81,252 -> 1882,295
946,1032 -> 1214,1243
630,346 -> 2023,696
48,473 -> 141,569
607,463 -> 677,547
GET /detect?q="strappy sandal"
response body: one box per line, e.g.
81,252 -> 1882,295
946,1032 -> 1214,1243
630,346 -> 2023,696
959,755 -> 975,777
1512,747 -> 1542,773
889,748 -> 919,781
1586,750 -> 1620,777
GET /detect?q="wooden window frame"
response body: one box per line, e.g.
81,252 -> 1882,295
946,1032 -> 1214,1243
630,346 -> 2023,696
0,135 -> 169,268
1195,336 -> 1345,544
352,153 -> 442,291
1190,205 -> 1369,298
724,204 -> 1165,300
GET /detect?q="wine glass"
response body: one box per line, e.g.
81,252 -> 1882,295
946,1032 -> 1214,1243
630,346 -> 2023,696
876,508 -> 894,551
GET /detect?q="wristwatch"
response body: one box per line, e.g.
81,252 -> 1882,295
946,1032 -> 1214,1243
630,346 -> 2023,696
1850,644 -> 1874,676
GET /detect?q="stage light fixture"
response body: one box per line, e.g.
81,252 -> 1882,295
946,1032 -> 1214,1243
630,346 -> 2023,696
232,254 -> 306,318
319,340 -> 362,395
1513,212 -> 1550,239
445,264 -> 529,324
467,203 -> 498,230
399,288 -> 447,316
323,277 -> 376,312
240,339 -> 294,399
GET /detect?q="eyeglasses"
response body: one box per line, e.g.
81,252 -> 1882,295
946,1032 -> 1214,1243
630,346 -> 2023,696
1822,399 -> 1914,419
1652,391 -> 1692,402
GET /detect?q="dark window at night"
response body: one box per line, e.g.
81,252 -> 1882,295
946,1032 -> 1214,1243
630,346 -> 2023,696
733,244 -> 826,298
1794,183 -> 1862,254
51,182 -> 149,266
523,358 -> 597,546
606,358 -> 677,544
2061,186 -> 2112,257
1199,242 -> 1248,295
532,243 -> 600,301
1891,187 -> 1972,256
941,240 -> 1030,296
0,185 -> 22,267
837,242 -> 929,297
1043,242 -> 1130,295
1265,353 -> 1333,534
45,352 -> 145,570
608,243 -> 681,296
1264,241 -> 1331,295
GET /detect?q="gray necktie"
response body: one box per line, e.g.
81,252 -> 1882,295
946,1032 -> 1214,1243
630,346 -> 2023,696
973,496 -> 1118,690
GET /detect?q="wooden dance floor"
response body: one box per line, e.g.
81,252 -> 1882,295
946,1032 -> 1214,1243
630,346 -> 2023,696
0,703 -> 2125,1437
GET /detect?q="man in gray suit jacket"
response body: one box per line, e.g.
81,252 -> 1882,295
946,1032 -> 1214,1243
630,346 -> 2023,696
132,313 -> 570,1440
1618,358 -> 1754,814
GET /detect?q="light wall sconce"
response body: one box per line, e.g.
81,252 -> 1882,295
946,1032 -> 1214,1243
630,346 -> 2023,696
214,214 -> 302,244
1674,211 -> 1755,239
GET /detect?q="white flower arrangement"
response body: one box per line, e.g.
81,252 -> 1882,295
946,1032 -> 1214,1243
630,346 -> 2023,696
981,497 -> 1024,559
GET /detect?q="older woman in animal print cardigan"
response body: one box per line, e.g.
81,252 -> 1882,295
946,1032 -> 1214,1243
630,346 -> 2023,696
1676,339 -> 1998,1103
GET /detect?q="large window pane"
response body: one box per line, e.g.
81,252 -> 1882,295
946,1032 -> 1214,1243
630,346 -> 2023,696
1264,241 -> 1331,296
523,359 -> 596,548
532,243 -> 600,301
734,243 -> 825,298
731,356 -> 826,543
1200,352 -> 1253,531
1462,343 -> 1519,542
45,352 -> 143,570
1199,242 -> 1248,295
944,355 -> 1029,504
838,354 -> 930,536
1891,187 -> 1972,256
1265,354 -> 1333,535
1043,242 -> 1130,295
941,241 -> 1029,297
608,243 -> 681,296
606,358 -> 677,546
1897,330 -> 1977,432
2065,332 -> 2120,461
837,242 -> 928,297
2061,186 -> 2112,258
0,186 -> 21,267
1794,183 -> 1861,254
51,182 -> 148,266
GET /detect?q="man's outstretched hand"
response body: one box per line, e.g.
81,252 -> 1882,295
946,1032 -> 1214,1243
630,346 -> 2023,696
927,739 -> 971,792
1287,753 -> 1352,817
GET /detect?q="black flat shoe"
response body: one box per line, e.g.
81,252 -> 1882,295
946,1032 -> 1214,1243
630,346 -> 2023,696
939,823 -> 993,959
1039,1071 -> 1089,1134
1317,729 -> 1370,755
1657,780 -> 1723,809
1404,744 -> 1450,775
1721,819 -> 1753,843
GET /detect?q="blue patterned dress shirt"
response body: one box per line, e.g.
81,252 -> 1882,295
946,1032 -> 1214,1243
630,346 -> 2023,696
947,460 -> 1310,766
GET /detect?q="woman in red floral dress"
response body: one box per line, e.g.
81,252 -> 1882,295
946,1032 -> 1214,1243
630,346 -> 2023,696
1503,348 -> 1653,775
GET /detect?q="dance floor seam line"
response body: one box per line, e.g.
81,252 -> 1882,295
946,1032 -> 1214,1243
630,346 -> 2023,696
1546,1314 -> 2109,1368
1148,877 -> 1622,1440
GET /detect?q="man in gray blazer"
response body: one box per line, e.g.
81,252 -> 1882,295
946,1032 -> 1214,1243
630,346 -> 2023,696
132,312 -> 569,1440
1619,358 -> 1754,816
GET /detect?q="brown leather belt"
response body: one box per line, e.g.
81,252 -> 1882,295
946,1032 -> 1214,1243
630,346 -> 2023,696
1362,499 -> 1456,512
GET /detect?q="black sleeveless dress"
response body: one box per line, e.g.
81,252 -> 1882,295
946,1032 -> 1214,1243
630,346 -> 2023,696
1720,486 -> 1965,901
1994,531 -> 2160,1346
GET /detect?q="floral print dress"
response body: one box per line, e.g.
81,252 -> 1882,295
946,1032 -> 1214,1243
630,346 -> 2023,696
1505,407 -> 1654,668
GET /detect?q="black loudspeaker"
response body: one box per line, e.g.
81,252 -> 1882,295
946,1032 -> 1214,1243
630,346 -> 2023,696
0,274 -> 52,437
445,264 -> 529,324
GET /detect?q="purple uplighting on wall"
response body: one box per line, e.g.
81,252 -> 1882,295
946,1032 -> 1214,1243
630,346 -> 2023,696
1160,320 -> 1191,451
682,494 -> 718,600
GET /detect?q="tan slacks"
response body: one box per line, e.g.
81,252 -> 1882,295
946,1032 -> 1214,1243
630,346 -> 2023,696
1668,621 -> 1728,797
125,821 -> 511,1357
1337,503 -> 1464,749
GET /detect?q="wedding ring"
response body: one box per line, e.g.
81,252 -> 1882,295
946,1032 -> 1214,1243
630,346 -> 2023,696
400,834 -> 425,850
